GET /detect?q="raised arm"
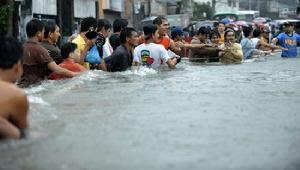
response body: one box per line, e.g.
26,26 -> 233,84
79,38 -> 96,64
169,39 -> 182,55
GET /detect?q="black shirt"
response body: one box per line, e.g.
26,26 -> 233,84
109,33 -> 120,51
104,44 -> 133,72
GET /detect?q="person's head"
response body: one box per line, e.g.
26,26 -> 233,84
153,16 -> 169,36
112,18 -> 128,33
283,22 -> 294,34
171,27 -> 184,41
26,19 -> 44,41
0,36 -> 23,83
61,42 -> 80,63
143,24 -> 159,43
197,27 -> 210,42
261,25 -> 270,38
120,27 -> 139,47
242,26 -> 253,38
96,19 -> 112,38
80,17 -> 97,33
209,30 -> 220,44
224,29 -> 235,43
44,20 -> 60,44
253,29 -> 261,38
218,22 -> 226,33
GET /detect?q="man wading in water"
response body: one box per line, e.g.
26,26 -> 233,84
133,24 -> 177,69
0,37 -> 28,139
219,29 -> 243,64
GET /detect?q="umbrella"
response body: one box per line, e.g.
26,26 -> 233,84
253,17 -> 266,23
234,20 -> 248,27
221,18 -> 233,25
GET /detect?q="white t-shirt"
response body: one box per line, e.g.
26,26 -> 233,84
102,38 -> 113,58
251,38 -> 260,48
133,43 -> 170,69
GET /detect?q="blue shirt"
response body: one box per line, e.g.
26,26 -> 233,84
240,38 -> 258,59
276,32 -> 300,57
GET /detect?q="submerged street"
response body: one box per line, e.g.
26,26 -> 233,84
1,54 -> 300,170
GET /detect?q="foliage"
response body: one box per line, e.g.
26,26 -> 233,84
193,2 -> 213,20
0,3 -> 10,35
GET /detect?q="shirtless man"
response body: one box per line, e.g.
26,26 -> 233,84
0,37 -> 28,139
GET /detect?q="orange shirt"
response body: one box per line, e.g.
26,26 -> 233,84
49,59 -> 86,80
158,36 -> 170,50
139,35 -> 170,50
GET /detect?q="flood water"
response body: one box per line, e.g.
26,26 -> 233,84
1,54 -> 300,170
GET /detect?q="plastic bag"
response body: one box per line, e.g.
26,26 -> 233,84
85,45 -> 101,64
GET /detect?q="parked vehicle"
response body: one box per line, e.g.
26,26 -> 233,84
213,11 -> 259,22
183,20 -> 218,37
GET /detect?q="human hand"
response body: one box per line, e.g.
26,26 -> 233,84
86,38 -> 96,48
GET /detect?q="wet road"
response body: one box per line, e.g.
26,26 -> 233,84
1,54 -> 300,170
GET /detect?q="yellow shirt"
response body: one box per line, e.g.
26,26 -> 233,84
219,33 -> 225,44
72,35 -> 86,52
259,36 -> 272,51
71,35 -> 91,69
219,43 -> 243,64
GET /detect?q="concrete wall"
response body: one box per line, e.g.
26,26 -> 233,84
32,0 -> 57,15
150,0 -> 167,16
74,0 -> 97,18
32,0 -> 97,17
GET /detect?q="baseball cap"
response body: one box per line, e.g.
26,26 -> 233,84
283,21 -> 293,26
143,24 -> 157,39
171,27 -> 184,39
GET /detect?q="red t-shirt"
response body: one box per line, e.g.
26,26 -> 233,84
49,59 -> 86,80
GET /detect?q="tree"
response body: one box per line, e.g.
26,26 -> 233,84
193,2 -> 213,20
0,0 -> 13,36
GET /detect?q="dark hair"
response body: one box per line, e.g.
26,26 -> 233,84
143,24 -> 158,40
80,17 -> 97,33
0,36 -> 23,69
209,30 -> 220,39
283,22 -> 293,27
197,27 -> 210,35
213,22 -> 219,28
224,29 -> 235,38
153,16 -> 168,25
253,29 -> 261,38
112,18 -> 128,33
44,20 -> 57,39
242,26 -> 253,38
60,42 -> 78,59
96,19 -> 112,32
26,19 -> 44,37
119,27 -> 136,44
218,22 -> 225,26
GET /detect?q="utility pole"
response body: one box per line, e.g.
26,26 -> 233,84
212,0 -> 216,14
249,0 -> 251,10
297,0 -> 300,18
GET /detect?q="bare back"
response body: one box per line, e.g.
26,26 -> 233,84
0,80 -> 28,139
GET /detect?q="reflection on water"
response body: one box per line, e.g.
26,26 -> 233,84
1,55 -> 300,170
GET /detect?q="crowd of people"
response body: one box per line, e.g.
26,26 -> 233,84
1,15 -> 300,140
